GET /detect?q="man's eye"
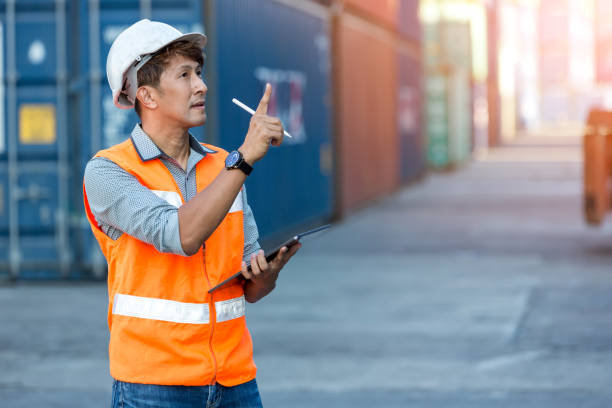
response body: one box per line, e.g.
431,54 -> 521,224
196,70 -> 202,76
181,72 -> 189,78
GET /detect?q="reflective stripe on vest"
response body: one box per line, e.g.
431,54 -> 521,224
151,190 -> 183,208
215,295 -> 246,323
113,294 -> 246,324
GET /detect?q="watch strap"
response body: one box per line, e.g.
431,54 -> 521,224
236,157 -> 253,175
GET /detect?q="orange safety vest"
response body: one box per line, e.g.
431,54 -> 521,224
83,138 -> 256,386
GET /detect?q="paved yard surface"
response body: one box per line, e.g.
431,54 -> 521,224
3,131 -> 612,407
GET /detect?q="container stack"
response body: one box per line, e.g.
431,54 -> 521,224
0,0 -> 426,279
423,3 -> 474,169
331,0 -> 425,215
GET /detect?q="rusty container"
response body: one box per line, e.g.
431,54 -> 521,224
583,109 -> 612,225
339,0 -> 420,40
333,12 -> 399,214
340,0 -> 398,29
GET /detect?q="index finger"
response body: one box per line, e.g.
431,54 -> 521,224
255,83 -> 271,115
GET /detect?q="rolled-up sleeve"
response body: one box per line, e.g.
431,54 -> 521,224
241,187 -> 261,262
84,157 -> 186,255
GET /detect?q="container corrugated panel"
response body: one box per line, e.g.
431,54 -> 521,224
397,44 -> 424,182
397,0 -> 421,42
340,0 -> 420,40
486,1 -> 501,147
583,109 -> 612,225
447,67 -> 472,164
423,23 -> 449,168
340,0 -> 397,29
335,12 -> 399,213
595,0 -> 612,83
0,0 -> 74,278
424,21 -> 473,167
425,71 -> 450,168
440,21 -> 472,164
206,0 -> 333,240
0,0 -> 205,279
71,0 -> 205,277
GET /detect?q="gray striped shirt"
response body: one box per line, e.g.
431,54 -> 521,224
83,124 -> 260,260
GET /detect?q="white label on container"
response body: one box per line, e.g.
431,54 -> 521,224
253,67 -> 307,145
28,40 -> 46,65
0,22 -> 4,154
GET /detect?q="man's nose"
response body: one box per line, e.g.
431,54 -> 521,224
194,75 -> 207,94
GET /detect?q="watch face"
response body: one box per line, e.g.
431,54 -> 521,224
226,151 -> 240,167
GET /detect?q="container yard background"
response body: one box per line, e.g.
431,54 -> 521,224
5,0 -> 612,406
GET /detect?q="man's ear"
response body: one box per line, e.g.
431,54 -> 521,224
136,86 -> 157,110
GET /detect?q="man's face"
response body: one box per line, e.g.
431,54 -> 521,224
153,54 -> 207,128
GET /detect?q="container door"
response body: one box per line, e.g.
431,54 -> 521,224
73,0 -> 204,277
207,0 -> 333,239
398,46 -> 425,182
0,0 -> 72,278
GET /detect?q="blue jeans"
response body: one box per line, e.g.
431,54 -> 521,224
110,378 -> 263,408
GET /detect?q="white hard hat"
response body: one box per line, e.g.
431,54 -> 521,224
106,19 -> 207,109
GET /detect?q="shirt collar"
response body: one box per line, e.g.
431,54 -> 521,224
130,123 -> 216,162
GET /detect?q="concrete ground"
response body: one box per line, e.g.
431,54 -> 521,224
3,130 -> 612,407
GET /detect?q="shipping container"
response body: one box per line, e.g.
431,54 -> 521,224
472,80 -> 488,151
397,42 -> 424,182
425,70 -> 450,168
596,0 -> 612,83
1,0 -> 422,279
583,109 -> 612,225
338,0 -> 420,41
333,11 -> 399,214
0,0 -> 207,279
204,0 -> 333,241
340,0 -> 398,31
423,21 -> 473,168
72,0 -> 205,278
486,0 -> 501,147
0,0 -> 74,278
440,21 -> 472,163
398,0 -> 421,42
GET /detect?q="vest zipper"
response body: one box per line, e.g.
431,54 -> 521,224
203,252 -> 218,384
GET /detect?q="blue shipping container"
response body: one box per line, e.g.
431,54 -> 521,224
1,0 -> 334,279
0,0 -> 74,278
72,0 -> 205,277
205,0 -> 334,241
0,0 -> 206,279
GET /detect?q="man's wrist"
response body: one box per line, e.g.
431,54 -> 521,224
237,147 -> 255,166
226,149 -> 253,176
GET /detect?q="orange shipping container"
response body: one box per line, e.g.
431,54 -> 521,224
340,0 -> 398,30
333,12 -> 400,214
583,109 -> 612,225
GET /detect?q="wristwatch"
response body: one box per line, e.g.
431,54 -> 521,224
225,150 -> 253,176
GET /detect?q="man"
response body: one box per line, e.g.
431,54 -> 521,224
83,19 -> 300,407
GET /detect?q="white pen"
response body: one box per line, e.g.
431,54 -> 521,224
232,98 -> 293,138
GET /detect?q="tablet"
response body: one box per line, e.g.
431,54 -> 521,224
208,224 -> 330,293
